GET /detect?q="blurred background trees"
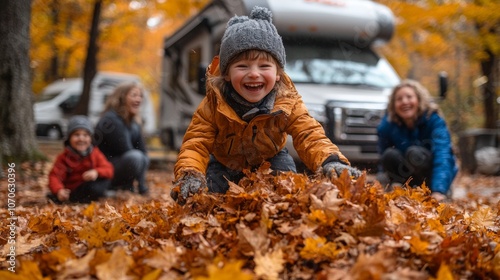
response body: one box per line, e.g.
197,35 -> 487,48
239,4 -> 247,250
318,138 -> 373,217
0,0 -> 496,163
378,0 -> 499,131
30,0 -> 208,110
28,0 -> 499,133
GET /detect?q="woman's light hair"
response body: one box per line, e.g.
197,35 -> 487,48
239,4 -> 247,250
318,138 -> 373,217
387,79 -> 440,125
103,82 -> 143,125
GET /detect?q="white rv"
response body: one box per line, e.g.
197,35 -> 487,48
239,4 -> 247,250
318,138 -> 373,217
159,0 -> 444,168
34,71 -> 157,139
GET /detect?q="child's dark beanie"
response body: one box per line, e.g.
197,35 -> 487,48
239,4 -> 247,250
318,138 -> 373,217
219,6 -> 285,74
67,115 -> 93,138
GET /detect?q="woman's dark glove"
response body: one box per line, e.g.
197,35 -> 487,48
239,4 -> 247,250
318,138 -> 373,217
170,172 -> 207,203
323,162 -> 362,179
376,172 -> 390,186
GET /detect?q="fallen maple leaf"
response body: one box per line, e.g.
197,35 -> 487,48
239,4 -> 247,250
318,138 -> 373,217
143,240 -> 179,271
310,189 -> 344,213
28,212 -> 53,234
348,249 -> 396,279
493,251 -> 500,278
0,261 -> 48,280
236,222 -> 269,255
95,246 -> 134,280
195,259 -> 253,280
432,263 -> 454,280
254,249 -> 285,280
56,248 -> 96,279
408,235 -> 431,255
300,236 -> 344,261
468,205 -> 497,232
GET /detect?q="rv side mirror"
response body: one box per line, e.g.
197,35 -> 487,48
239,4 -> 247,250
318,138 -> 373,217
59,95 -> 79,113
439,71 -> 448,99
198,64 -> 207,95
59,100 -> 74,113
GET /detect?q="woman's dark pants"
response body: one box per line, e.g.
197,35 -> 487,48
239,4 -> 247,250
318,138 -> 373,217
380,146 -> 432,187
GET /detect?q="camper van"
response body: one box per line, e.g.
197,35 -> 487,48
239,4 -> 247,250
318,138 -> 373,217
159,0 -> 400,165
34,71 -> 157,139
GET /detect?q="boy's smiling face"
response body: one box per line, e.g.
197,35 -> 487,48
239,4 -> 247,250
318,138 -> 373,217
225,52 -> 280,103
69,129 -> 92,153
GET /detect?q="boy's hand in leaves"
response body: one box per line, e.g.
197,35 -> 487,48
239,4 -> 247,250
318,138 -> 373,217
57,189 -> 71,202
170,171 -> 207,204
323,162 -> 362,179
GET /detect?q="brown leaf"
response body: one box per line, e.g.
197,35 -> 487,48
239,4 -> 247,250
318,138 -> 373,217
143,240 -> 179,271
254,249 -> 285,280
56,249 -> 96,279
237,222 -> 270,255
95,247 -> 133,280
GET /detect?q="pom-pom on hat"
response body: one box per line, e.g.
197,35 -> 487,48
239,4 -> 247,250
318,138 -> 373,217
219,6 -> 285,74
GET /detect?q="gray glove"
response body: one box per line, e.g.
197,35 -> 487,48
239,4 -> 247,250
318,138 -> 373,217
323,162 -> 362,179
170,173 -> 206,202
376,172 -> 390,186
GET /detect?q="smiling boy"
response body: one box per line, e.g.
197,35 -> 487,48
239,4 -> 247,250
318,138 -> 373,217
48,115 -> 114,203
171,7 -> 361,203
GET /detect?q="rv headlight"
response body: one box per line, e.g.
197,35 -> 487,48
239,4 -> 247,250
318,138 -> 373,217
306,104 -> 327,124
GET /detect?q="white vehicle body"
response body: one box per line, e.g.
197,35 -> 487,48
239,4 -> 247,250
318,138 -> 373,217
159,0 -> 401,167
34,71 -> 157,139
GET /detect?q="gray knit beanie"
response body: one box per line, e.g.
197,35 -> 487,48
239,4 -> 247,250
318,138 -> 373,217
66,115 -> 93,138
219,6 -> 285,74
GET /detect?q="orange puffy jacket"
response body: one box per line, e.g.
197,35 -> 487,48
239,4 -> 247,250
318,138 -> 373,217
174,56 -> 349,180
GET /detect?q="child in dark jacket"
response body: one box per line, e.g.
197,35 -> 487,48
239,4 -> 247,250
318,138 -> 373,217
48,115 -> 114,203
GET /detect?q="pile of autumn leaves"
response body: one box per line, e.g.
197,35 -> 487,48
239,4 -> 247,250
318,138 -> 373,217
1,163 -> 500,279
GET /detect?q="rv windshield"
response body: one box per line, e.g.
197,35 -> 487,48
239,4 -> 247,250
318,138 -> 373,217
284,41 -> 400,88
36,92 -> 61,102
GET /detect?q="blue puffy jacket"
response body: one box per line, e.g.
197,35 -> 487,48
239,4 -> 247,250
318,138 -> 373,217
377,111 -> 458,194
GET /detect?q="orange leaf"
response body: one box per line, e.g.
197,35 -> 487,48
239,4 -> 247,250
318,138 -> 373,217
0,261 -> 48,280
408,236 -> 430,255
28,213 -> 53,234
435,263 -> 454,280
82,202 -> 96,219
300,237 -> 343,261
195,260 -> 253,280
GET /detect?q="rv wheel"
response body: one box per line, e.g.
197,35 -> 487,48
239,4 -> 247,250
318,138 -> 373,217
46,126 -> 62,140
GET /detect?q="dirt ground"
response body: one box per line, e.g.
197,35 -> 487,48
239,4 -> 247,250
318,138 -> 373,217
6,139 -> 499,207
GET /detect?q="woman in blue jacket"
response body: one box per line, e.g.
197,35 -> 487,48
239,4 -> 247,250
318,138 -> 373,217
377,79 -> 458,202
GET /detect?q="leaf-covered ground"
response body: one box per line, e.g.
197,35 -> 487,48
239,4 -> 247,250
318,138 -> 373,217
0,154 -> 499,279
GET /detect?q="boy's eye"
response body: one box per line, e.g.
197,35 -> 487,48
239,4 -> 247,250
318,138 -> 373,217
234,63 -> 248,68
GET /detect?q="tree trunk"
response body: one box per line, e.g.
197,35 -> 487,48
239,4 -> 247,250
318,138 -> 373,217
480,50 -> 498,129
47,0 -> 61,82
0,0 -> 42,163
73,0 -> 102,116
